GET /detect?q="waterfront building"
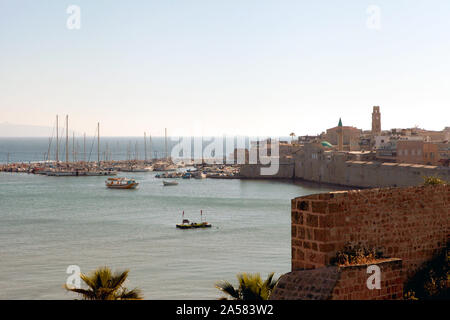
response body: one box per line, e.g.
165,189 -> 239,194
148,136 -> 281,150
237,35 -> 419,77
325,119 -> 361,151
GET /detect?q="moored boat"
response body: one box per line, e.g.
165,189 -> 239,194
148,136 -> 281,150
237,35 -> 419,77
176,210 -> 211,229
105,177 -> 139,189
163,180 -> 178,186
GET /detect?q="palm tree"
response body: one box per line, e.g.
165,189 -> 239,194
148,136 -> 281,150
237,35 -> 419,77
289,132 -> 296,143
65,266 -> 143,300
215,272 -> 278,300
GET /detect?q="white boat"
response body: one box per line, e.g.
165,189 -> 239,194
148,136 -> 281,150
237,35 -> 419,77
163,180 -> 178,186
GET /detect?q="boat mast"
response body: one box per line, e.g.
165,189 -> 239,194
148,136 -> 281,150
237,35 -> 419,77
149,134 -> 152,162
97,122 -> 100,166
201,136 -> 204,164
65,115 -> 69,164
83,132 -> 86,163
144,132 -> 147,162
72,132 -> 75,162
46,132 -> 52,163
56,115 -> 59,164
127,141 -> 131,162
135,141 -> 138,161
165,128 -> 168,161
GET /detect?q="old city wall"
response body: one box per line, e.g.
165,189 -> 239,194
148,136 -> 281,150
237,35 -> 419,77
240,163 -> 294,179
271,259 -> 403,300
290,185 -> 449,280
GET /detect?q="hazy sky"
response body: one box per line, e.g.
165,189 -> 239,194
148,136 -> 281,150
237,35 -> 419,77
1,0 -> 449,137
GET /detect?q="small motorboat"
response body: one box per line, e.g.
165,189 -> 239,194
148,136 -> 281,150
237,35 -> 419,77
176,221 -> 212,229
163,180 -> 178,186
105,177 -> 139,189
176,210 -> 211,229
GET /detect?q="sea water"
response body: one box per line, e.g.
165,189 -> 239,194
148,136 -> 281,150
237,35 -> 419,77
0,171 -> 344,299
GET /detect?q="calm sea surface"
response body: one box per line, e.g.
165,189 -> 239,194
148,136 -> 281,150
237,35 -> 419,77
0,172 -> 343,299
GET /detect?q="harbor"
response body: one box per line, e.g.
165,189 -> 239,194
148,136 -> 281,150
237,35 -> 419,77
0,159 -> 242,178
0,170 -> 341,299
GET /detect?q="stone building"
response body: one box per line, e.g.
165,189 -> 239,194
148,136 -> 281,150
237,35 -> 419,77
396,140 -> 448,165
396,140 -> 425,164
325,120 -> 361,151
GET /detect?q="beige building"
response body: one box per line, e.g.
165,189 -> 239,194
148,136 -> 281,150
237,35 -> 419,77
396,140 -> 449,165
324,119 -> 361,151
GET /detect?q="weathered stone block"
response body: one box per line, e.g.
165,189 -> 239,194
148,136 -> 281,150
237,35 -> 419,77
312,201 -> 328,213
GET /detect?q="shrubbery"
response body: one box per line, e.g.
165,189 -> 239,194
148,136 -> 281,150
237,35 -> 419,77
331,243 -> 384,266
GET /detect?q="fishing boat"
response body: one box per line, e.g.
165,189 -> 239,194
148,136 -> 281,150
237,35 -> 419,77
176,210 -> 211,229
105,177 -> 139,189
163,180 -> 178,186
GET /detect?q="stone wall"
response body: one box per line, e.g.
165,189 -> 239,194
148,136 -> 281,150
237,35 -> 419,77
240,163 -> 294,179
291,184 -> 449,280
294,144 -> 450,188
239,142 -> 450,187
271,259 -> 403,300
330,259 -> 403,300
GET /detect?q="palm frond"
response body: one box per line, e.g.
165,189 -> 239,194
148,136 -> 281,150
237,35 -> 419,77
110,270 -> 129,290
64,266 -> 142,300
215,280 -> 240,299
64,285 -> 97,300
117,288 -> 143,300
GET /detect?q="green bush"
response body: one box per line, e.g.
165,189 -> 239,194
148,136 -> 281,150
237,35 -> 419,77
330,243 -> 384,266
423,176 -> 447,186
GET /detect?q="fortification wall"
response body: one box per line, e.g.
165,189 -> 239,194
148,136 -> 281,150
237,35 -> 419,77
291,185 -> 449,280
239,163 -> 294,179
294,157 -> 450,188
240,153 -> 450,187
271,259 -> 403,300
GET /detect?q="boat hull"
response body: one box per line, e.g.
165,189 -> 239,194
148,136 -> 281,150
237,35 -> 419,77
106,182 -> 139,189
163,180 -> 178,186
176,223 -> 211,229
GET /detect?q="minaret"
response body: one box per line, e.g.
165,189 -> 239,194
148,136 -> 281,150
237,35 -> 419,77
337,118 -> 344,151
372,106 -> 381,136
